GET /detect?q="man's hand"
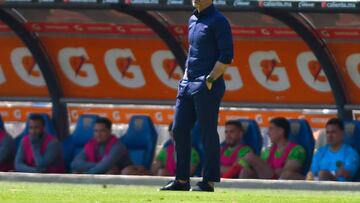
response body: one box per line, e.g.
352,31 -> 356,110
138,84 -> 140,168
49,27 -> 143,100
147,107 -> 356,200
206,80 -> 213,90
206,61 -> 229,90
336,166 -> 351,179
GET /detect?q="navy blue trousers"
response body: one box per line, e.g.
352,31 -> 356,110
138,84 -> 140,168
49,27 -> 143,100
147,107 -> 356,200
172,76 -> 225,182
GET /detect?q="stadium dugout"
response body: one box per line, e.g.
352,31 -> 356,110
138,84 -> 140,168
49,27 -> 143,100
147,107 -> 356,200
0,0 -> 359,187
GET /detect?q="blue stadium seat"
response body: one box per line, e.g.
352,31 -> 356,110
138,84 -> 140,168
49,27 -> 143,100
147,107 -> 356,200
15,113 -> 58,148
61,135 -> 75,173
238,119 -> 263,155
288,119 -> 315,175
344,120 -> 360,181
62,114 -> 99,172
71,114 -> 99,157
120,115 -> 158,169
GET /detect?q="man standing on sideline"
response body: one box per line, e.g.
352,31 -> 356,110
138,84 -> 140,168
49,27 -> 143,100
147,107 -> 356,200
160,0 -> 233,192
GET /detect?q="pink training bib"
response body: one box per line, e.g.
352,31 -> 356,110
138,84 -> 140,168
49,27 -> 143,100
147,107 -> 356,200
267,142 -> 297,170
23,134 -> 65,173
84,135 -> 118,163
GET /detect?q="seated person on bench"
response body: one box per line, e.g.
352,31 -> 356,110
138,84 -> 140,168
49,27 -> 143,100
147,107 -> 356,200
151,122 -> 200,176
221,120 -> 252,179
240,117 -> 306,180
308,118 -> 359,181
15,114 -> 64,173
71,117 -> 132,174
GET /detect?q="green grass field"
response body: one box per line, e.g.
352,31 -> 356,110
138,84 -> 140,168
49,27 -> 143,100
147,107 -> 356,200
1,181 -> 360,203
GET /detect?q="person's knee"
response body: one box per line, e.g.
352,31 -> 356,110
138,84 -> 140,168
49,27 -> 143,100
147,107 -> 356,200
239,168 -> 255,179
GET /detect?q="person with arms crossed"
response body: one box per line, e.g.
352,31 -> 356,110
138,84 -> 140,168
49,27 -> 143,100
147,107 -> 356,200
15,114 -> 65,173
71,117 -> 133,174
240,117 -> 306,180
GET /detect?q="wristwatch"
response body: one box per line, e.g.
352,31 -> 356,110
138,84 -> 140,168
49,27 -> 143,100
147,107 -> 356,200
206,75 -> 215,83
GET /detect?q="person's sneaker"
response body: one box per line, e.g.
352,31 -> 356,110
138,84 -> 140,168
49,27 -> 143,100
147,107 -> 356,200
159,180 -> 191,191
190,181 -> 214,192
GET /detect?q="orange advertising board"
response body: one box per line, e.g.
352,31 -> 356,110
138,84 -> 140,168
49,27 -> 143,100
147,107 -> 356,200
327,43 -> 360,104
0,23 -> 359,105
0,105 -> 335,129
41,37 -> 334,103
0,106 -> 52,122
0,36 -> 48,97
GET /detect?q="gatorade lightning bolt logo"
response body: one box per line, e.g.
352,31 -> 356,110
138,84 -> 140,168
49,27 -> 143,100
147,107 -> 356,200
104,48 -> 145,88
309,61 -> 326,82
72,55 -> 87,77
262,59 -> 279,82
116,56 -> 133,79
59,47 -> 99,87
249,51 -> 290,91
151,50 -> 183,89
23,56 -> 38,78
296,51 -> 330,92
163,59 -> 180,80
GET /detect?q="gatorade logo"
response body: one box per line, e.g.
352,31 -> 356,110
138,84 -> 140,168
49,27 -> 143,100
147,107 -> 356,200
0,65 -> 6,85
58,47 -> 99,87
151,50 -> 183,89
71,110 -> 79,120
13,109 -> 22,120
346,53 -> 360,88
155,111 -> 163,121
11,47 -> 45,87
105,48 -> 145,88
255,114 -> 263,124
112,111 -> 121,121
249,51 -> 290,91
297,52 -> 330,92
224,66 -> 243,91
